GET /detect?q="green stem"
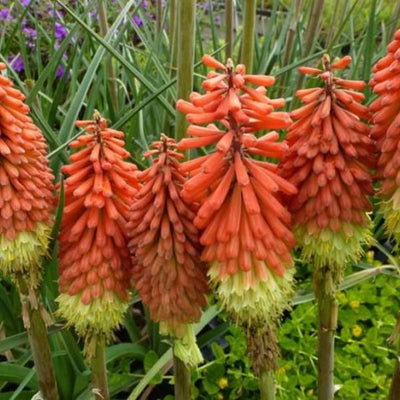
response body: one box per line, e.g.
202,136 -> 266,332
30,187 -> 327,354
169,0 -> 177,66
169,0 -> 179,77
389,1 -> 400,40
325,0 -> 340,47
98,0 -> 118,113
156,0 -> 162,34
389,343 -> 400,399
389,313 -> 400,399
302,0 -> 325,58
246,325 -> 278,400
315,268 -> 338,400
162,0 -> 178,136
91,336 -> 110,400
259,367 -> 276,400
173,354 -> 192,400
225,0 -> 234,60
16,274 -> 59,400
278,0 -> 304,97
240,0 -> 256,73
293,0 -> 325,99
176,0 -> 196,140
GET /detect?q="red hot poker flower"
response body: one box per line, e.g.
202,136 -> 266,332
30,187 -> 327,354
57,112 -> 139,344
127,135 -> 209,366
370,29 -> 400,238
177,55 -> 290,131
0,62 -> 54,284
177,58 -> 296,329
279,54 -> 374,275
177,56 -> 297,373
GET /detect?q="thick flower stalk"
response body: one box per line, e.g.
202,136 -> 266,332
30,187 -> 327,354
279,55 -> 375,278
177,56 -> 296,375
0,62 -> 54,284
57,112 -> 139,349
127,134 -> 209,367
279,55 -> 374,400
370,29 -> 400,239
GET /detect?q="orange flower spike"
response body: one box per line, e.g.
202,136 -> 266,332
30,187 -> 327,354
0,64 -> 54,285
128,134 -> 209,367
370,29 -> 400,239
176,59 -> 295,331
279,54 -> 374,274
57,111 -> 139,346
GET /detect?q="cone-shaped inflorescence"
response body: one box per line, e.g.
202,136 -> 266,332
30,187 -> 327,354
279,55 -> 375,280
177,55 -> 291,133
57,112 -> 139,349
0,62 -> 54,285
177,55 -> 296,371
370,29 -> 400,240
127,134 -> 209,367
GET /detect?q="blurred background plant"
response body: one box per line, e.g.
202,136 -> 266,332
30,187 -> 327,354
0,0 -> 400,399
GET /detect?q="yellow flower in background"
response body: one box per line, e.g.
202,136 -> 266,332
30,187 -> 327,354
366,251 -> 374,264
218,377 -> 228,389
217,394 -> 224,400
350,300 -> 360,309
277,367 -> 286,375
352,325 -> 363,337
336,292 -> 347,305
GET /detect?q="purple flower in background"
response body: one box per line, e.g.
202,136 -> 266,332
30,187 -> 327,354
215,15 -> 221,27
22,27 -> 37,38
22,26 -> 36,48
0,8 -> 10,20
20,0 -> 31,6
141,1 -> 147,7
55,22 -> 67,40
201,2 -> 211,12
133,15 -> 142,27
56,64 -> 65,79
9,54 -> 24,73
